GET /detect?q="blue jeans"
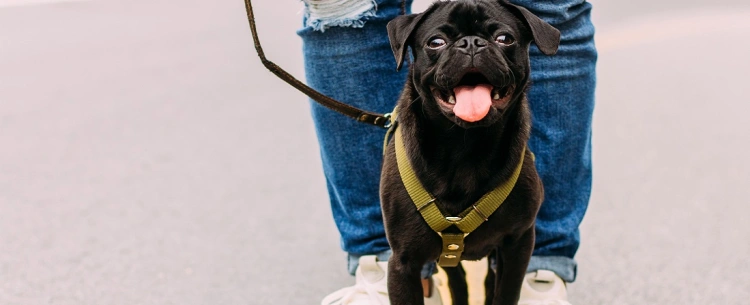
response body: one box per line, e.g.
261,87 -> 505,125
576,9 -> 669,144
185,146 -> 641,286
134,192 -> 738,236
298,0 -> 596,282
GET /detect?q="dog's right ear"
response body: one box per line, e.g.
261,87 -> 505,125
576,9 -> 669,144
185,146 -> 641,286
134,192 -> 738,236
387,13 -> 427,71
499,1 -> 561,55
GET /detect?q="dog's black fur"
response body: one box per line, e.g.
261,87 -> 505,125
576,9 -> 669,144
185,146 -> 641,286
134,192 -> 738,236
380,1 -> 560,304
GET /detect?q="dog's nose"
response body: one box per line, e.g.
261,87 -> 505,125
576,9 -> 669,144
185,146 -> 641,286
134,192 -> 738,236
456,36 -> 488,54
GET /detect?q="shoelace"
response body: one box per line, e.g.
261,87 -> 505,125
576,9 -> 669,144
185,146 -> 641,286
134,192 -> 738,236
320,281 -> 388,305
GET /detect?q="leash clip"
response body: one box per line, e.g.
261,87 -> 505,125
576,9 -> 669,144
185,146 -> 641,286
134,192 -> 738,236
382,113 -> 393,129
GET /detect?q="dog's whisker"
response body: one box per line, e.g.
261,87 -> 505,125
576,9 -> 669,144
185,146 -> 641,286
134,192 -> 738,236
407,96 -> 422,108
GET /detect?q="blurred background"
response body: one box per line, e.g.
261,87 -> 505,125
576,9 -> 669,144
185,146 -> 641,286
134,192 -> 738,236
1,0 -> 749,304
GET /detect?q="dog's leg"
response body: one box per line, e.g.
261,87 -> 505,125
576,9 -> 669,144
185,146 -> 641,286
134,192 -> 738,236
388,254 -> 426,305
484,252 -> 497,305
444,264 -> 469,305
490,229 -> 535,305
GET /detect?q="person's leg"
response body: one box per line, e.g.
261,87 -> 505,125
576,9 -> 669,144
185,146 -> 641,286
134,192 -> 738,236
509,0 -> 598,283
298,0 -> 437,280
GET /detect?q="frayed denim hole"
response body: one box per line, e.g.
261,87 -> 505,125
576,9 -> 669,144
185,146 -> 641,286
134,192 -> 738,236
303,0 -> 378,32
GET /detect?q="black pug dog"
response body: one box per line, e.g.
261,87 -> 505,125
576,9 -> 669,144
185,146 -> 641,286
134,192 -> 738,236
379,1 -> 560,304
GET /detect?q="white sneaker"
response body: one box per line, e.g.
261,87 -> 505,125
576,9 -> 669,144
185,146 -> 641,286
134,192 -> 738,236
518,270 -> 572,305
321,255 -> 443,305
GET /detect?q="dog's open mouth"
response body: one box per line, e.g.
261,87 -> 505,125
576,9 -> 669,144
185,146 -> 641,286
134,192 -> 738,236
432,73 -> 513,122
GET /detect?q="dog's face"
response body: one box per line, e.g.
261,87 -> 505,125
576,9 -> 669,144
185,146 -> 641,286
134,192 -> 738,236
387,0 -> 560,128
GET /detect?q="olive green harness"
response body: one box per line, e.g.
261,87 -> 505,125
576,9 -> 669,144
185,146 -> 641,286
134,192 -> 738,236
386,111 -> 527,267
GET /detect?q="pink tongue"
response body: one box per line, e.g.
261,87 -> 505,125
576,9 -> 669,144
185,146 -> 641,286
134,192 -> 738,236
452,84 -> 493,122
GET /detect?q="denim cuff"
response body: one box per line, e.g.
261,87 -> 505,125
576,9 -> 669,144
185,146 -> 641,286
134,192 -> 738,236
526,255 -> 577,282
348,250 -> 437,279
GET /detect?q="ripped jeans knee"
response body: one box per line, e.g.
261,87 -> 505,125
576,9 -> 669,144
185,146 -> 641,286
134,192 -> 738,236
302,0 -> 410,32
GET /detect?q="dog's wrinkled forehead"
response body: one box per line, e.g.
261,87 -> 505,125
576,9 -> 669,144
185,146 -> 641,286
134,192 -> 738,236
415,1 -> 525,41
386,0 -> 560,70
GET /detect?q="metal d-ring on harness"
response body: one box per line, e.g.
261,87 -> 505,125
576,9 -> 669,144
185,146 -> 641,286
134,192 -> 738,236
388,110 -> 528,267
241,0 -> 393,128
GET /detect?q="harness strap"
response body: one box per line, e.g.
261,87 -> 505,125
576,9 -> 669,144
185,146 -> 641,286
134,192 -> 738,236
393,126 -> 526,266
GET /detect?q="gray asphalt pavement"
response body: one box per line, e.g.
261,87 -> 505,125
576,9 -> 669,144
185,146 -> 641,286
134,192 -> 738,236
1,0 -> 749,304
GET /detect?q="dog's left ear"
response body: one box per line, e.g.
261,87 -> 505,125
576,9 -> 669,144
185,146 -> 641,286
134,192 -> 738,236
501,2 -> 561,55
387,12 -> 427,71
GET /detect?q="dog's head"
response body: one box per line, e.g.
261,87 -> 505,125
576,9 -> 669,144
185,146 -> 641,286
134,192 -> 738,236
387,0 -> 560,128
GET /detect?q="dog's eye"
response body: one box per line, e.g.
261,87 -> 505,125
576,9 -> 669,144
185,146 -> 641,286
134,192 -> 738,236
495,34 -> 515,45
427,38 -> 447,49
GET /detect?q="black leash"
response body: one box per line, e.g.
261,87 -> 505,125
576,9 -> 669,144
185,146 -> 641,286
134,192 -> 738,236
242,0 -> 392,128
